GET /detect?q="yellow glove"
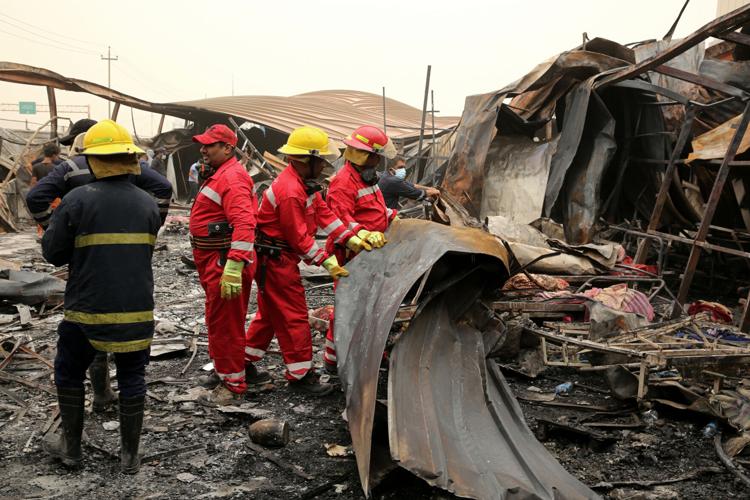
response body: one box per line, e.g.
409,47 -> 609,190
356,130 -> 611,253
346,234 -> 372,253
220,259 -> 244,300
358,229 -> 387,248
322,255 -> 349,280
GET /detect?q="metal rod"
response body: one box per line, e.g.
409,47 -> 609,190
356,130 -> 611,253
416,65 -> 431,181
674,100 -> 750,317
634,105 -> 697,264
429,90 -> 436,173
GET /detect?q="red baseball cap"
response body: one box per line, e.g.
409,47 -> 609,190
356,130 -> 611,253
192,124 -> 238,147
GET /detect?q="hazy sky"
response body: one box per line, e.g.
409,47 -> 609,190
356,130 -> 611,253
0,0 -> 722,137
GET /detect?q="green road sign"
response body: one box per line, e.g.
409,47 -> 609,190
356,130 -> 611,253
19,101 -> 36,115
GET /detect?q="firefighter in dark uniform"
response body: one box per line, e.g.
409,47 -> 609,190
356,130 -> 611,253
26,119 -> 172,414
41,120 -> 161,474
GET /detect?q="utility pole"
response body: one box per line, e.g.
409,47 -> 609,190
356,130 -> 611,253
100,46 -> 118,118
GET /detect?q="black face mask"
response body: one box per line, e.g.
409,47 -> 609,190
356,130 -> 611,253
360,167 -> 378,186
198,162 -> 215,181
304,180 -> 323,195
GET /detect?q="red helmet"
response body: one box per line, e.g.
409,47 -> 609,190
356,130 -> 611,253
344,125 -> 389,155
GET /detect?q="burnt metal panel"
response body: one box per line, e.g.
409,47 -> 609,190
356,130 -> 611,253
388,291 -> 598,499
335,220 -> 597,498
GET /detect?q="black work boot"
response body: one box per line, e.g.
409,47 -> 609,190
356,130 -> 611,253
43,387 -> 85,467
89,353 -> 117,412
245,362 -> 271,385
288,371 -> 333,396
118,395 -> 145,474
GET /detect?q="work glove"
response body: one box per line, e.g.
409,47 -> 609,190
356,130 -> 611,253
358,229 -> 387,248
346,234 -> 372,253
220,259 -> 244,300
322,255 -> 349,281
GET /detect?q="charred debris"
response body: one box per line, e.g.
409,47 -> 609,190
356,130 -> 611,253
4,3 -> 750,500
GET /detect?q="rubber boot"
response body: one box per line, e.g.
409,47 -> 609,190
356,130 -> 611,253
89,352 -> 117,412
245,362 -> 271,385
119,395 -> 145,474
43,387 -> 85,467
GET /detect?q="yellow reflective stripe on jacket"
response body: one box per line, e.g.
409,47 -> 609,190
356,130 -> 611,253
74,233 -> 156,248
88,338 -> 152,353
65,310 -> 154,325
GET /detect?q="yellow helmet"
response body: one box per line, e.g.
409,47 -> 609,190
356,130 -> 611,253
82,119 -> 144,156
278,126 -> 335,157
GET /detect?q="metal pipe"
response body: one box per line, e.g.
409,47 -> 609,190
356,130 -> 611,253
382,86 -> 387,134
416,65 -> 431,181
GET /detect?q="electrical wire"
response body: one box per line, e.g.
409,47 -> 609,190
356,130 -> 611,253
0,12 -> 102,48
0,18 -> 99,55
0,27 -> 98,56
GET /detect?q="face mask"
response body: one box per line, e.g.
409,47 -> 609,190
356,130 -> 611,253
304,180 -> 323,195
360,167 -> 378,186
198,162 -> 215,180
394,168 -> 406,180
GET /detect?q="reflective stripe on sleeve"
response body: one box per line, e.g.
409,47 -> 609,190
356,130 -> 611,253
356,185 -> 380,199
319,220 -> 343,236
74,233 -> 156,248
200,186 -> 222,205
300,241 -> 322,261
230,241 -> 254,251
31,207 -> 53,219
63,169 -> 91,181
264,186 -> 277,208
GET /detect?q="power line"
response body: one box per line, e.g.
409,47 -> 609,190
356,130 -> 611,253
119,57 -> 184,98
0,28 -> 98,56
0,12 -> 102,48
0,17 -> 98,55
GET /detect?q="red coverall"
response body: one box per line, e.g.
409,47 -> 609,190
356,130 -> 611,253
324,161 -> 397,365
189,157 -> 257,394
245,165 -> 354,380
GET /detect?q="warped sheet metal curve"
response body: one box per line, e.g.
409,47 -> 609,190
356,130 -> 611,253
334,219 -> 508,495
389,292 -> 598,499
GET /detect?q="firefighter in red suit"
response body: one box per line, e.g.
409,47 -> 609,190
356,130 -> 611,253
245,126 -> 371,395
189,124 -> 267,405
324,125 -> 398,371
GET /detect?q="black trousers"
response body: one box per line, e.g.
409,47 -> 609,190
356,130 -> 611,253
54,321 -> 150,398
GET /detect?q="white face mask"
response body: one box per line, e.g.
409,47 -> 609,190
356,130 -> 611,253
394,167 -> 406,180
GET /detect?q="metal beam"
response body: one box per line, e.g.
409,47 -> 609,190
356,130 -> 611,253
718,30 -> 750,48
46,86 -> 57,140
674,100 -> 750,315
595,4 -> 750,89
654,64 -> 747,99
111,102 -> 120,121
634,106 -> 697,263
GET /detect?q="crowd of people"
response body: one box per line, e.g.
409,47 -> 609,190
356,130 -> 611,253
23,118 -> 439,474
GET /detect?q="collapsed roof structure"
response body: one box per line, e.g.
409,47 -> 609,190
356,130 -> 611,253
440,3 -> 750,328
0,63 -> 459,205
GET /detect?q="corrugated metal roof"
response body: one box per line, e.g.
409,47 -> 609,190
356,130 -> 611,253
172,90 -> 459,141
0,62 -> 458,141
